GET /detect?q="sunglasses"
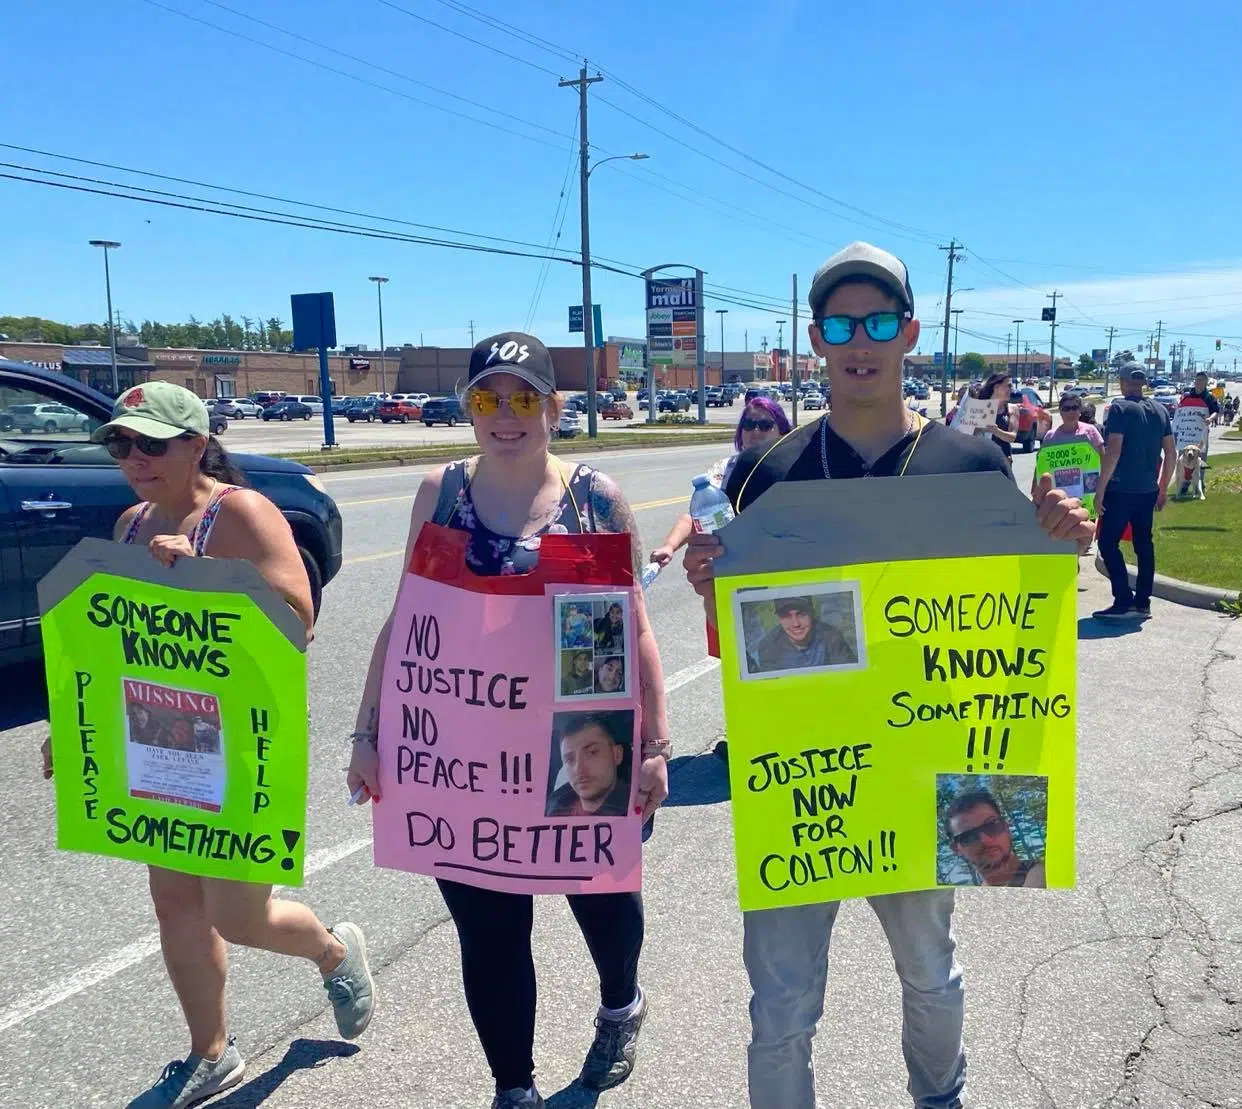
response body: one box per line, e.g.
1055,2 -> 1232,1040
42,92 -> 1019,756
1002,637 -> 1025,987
102,432 -> 192,460
1060,405 -> 1081,413
817,312 -> 905,346
951,817 -> 1007,847
740,417 -> 776,432
465,388 -> 545,418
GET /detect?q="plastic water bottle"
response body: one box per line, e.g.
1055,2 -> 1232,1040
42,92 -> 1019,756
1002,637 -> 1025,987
640,561 -> 662,590
689,473 -> 735,534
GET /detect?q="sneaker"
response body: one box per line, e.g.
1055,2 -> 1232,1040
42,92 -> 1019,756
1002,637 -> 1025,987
323,922 -> 375,1039
1133,601 -> 1152,618
1093,602 -> 1135,620
578,988 -> 648,1091
126,1037 -> 244,1108
490,1087 -> 544,1108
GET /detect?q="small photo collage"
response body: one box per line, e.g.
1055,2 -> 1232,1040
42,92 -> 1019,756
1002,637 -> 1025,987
556,593 -> 631,700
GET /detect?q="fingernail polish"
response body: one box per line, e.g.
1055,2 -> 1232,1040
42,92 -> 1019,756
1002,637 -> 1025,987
633,805 -> 642,815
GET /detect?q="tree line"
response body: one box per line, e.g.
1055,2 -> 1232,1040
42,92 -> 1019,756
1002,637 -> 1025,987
0,314 -> 294,352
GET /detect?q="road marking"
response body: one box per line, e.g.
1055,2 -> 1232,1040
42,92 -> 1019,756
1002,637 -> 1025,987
341,495 -> 687,564
0,654 -> 718,1031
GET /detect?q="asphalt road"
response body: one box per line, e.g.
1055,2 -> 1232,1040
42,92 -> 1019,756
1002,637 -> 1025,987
3,433 -> 1240,1109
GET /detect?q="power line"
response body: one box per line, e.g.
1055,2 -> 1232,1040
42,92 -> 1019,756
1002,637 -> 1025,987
525,118 -> 580,330
137,0 -> 569,150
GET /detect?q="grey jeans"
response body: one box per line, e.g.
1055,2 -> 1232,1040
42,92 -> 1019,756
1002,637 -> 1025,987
743,890 -> 966,1109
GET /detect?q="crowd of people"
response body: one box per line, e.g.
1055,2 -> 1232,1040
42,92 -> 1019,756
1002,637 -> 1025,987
42,243 -> 1100,1109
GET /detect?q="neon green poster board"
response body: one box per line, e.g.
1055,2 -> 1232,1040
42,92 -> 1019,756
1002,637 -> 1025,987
39,539 -> 310,884
1035,440 -> 1100,519
713,473 -> 1078,912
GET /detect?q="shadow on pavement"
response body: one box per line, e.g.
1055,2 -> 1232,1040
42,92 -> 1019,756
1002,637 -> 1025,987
1077,616 -> 1145,640
0,661 -> 48,730
664,744 -> 731,808
546,1080 -> 601,1109
211,1039 -> 360,1108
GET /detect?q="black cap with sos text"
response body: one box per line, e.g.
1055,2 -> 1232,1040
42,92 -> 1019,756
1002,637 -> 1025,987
468,332 -> 557,394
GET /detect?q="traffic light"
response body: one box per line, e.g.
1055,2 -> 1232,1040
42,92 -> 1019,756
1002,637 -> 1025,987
1217,338 -> 1223,350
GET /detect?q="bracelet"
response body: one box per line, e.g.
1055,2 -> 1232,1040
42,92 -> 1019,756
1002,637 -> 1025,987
350,730 -> 378,747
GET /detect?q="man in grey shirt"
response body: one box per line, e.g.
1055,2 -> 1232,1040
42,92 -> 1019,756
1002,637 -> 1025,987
1095,364 -> 1175,620
752,596 -> 856,672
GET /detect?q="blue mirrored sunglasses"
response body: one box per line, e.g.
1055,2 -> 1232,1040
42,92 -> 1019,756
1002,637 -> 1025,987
817,312 -> 905,345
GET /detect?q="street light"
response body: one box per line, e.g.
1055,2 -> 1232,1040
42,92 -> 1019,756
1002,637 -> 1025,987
89,239 -> 121,395
775,320 -> 786,381
368,276 -> 389,395
576,152 -> 648,438
716,308 -> 728,384
1012,319 -> 1024,379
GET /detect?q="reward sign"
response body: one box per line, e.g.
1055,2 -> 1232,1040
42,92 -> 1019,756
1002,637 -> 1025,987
374,525 -> 642,895
713,475 -> 1077,911
1172,404 -> 1209,451
1036,441 -> 1100,518
39,539 -> 309,884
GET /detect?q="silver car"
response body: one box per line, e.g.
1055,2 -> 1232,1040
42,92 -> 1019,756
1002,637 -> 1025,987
4,402 -> 90,433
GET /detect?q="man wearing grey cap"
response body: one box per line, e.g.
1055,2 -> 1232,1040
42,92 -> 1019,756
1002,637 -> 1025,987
1094,363 -> 1175,619
683,241 -> 1095,1109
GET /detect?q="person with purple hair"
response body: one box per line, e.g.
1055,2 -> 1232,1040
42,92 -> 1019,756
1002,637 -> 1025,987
649,396 -> 790,567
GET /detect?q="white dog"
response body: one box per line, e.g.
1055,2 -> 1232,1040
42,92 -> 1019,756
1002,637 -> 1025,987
1174,444 -> 1206,500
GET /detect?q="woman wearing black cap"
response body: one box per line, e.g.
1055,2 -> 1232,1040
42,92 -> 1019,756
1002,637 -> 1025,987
347,333 -> 671,1109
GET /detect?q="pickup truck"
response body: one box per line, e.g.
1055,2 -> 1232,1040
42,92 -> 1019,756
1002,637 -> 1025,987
0,360 -> 343,669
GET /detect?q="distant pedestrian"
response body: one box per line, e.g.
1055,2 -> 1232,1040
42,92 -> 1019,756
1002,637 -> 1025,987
973,372 -> 1017,464
1094,365 -> 1176,620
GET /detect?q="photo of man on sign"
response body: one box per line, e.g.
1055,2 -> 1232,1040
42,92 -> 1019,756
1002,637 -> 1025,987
545,710 -> 635,817
737,586 -> 863,678
937,775 -> 1048,888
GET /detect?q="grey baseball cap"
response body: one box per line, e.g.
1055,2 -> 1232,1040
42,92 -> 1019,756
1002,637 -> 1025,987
1120,362 -> 1147,381
808,241 -> 915,317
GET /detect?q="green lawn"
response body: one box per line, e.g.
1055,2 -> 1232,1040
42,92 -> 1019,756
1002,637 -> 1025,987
1121,454 -> 1242,591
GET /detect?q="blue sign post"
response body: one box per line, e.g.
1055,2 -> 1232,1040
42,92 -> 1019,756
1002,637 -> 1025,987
290,292 -> 338,449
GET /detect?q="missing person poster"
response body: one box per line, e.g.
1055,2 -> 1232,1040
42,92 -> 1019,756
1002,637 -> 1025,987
712,474 -> 1078,911
38,539 -> 310,884
373,524 -> 643,895
1035,441 -> 1101,519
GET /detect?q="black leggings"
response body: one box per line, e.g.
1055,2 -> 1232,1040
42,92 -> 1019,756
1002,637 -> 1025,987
437,878 -> 644,1091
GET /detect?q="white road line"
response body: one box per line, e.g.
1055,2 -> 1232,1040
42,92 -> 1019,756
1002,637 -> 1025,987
2,657 -> 717,1031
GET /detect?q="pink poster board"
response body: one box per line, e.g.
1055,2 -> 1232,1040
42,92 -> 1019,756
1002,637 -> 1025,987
373,525 -> 643,895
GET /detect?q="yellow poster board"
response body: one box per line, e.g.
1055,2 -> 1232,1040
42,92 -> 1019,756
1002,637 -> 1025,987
713,474 -> 1078,911
39,539 -> 310,884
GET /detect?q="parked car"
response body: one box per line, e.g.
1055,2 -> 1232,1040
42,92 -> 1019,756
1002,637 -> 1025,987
555,410 -> 583,438
378,398 -> 422,423
290,395 -> 324,415
705,387 -> 726,407
0,360 -> 343,666
802,391 -> 825,410
252,391 -> 286,408
2,402 -> 93,434
658,391 -> 690,413
261,399 -> 314,421
408,393 -> 430,407
345,397 -> 379,422
329,395 -> 354,415
600,400 -> 633,420
1011,387 -> 1054,452
207,397 -> 260,420
421,396 -> 468,427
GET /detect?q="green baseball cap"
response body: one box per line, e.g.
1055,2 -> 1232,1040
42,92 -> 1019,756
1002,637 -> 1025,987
92,381 -> 210,442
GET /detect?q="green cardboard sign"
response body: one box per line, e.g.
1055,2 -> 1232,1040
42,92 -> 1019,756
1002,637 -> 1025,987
39,539 -> 309,885
1035,441 -> 1100,520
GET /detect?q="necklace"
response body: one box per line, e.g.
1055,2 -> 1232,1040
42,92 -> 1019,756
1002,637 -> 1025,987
820,411 -> 923,479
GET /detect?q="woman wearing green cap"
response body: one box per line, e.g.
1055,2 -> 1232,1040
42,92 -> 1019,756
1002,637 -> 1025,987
41,381 -> 375,1109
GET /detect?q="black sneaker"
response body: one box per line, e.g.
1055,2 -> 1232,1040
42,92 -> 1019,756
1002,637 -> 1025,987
1093,602 -> 1135,620
1133,601 -> 1152,618
490,1087 -> 543,1109
578,989 -> 647,1091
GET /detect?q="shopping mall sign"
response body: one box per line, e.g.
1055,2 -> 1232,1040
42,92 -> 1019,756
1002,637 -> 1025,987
645,273 -> 701,369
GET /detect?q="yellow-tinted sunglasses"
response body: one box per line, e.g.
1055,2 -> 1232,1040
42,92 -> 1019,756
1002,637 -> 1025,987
465,387 -> 546,418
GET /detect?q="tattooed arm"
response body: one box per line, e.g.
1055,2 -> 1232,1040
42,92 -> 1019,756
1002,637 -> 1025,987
591,471 -> 671,818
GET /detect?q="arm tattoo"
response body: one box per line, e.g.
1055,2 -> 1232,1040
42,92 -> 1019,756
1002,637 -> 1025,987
589,472 -> 643,576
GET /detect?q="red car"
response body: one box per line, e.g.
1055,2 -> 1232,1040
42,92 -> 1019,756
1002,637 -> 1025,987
1011,388 -> 1054,452
378,398 -> 422,423
601,400 -> 633,420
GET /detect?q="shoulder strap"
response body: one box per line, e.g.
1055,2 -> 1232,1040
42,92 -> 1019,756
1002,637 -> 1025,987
432,460 -> 469,526
734,418 -> 817,513
121,502 -> 153,544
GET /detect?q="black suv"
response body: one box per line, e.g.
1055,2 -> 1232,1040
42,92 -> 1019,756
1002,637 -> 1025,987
0,360 -> 343,668
421,396 -> 469,427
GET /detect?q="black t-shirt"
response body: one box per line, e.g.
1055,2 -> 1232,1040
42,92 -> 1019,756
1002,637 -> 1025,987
724,416 -> 1011,512
1103,397 -> 1172,494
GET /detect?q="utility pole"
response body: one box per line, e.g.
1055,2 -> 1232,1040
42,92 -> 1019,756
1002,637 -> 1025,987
775,320 -> 786,381
791,275 -> 800,428
89,239 -> 122,395
951,308 -> 963,392
1102,325 -> 1116,394
1153,319 -> 1164,378
744,328 -> 749,352
1012,319 -> 1024,380
715,308 -> 728,386
368,276 -> 389,395
560,63 -> 605,438
938,240 -> 962,416
1045,290 -> 1060,404
469,320 -> 475,346
1006,333 -> 1012,362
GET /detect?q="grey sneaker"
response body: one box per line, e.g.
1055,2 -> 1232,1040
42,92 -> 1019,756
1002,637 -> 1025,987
126,1037 -> 244,1108
578,988 -> 648,1091
490,1087 -> 544,1108
323,922 -> 375,1039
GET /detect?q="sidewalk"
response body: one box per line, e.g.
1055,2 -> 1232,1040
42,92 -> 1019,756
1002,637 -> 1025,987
216,568 -> 1242,1109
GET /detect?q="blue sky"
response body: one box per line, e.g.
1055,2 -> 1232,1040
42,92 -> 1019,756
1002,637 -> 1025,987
3,0 -> 1242,368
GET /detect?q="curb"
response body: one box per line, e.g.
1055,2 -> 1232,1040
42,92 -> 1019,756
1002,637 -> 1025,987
1093,555 -> 1239,610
